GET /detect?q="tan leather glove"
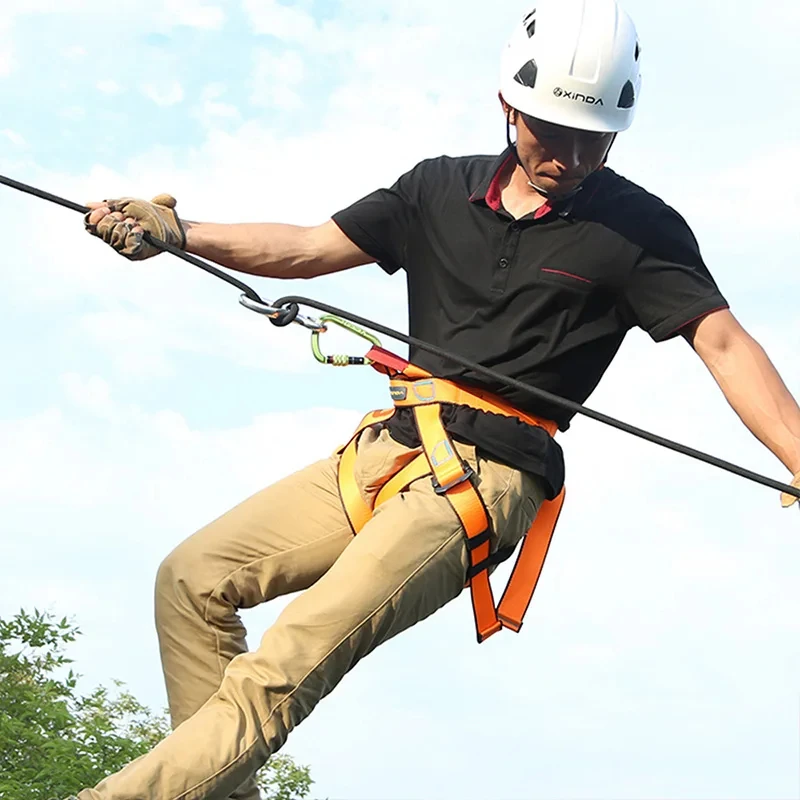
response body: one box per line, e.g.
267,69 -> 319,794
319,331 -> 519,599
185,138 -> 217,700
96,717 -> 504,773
84,194 -> 186,260
780,471 -> 800,509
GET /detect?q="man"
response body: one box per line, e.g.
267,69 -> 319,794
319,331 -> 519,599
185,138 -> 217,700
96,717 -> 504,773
75,0 -> 800,798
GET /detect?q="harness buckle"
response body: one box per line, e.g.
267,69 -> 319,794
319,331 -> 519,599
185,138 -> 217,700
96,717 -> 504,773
431,461 -> 475,495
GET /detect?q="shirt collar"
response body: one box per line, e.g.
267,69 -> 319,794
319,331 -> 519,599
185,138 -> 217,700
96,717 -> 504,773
468,145 -> 585,220
468,146 -> 515,212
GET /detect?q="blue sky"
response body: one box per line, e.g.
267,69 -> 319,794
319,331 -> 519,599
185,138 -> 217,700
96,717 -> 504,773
1,1 -> 799,799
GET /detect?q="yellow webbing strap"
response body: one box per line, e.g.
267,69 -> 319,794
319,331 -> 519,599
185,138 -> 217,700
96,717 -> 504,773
375,455 -> 430,509
412,403 -> 502,642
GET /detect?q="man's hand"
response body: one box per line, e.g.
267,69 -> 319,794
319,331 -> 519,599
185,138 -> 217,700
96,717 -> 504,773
84,194 -> 186,260
780,472 -> 800,509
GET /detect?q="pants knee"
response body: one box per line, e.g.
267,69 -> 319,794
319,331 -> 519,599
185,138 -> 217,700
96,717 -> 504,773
155,541 -> 206,621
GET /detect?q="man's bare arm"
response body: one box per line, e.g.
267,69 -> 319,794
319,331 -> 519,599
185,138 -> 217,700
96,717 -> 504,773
84,198 -> 374,279
683,308 -> 800,478
183,218 -> 375,280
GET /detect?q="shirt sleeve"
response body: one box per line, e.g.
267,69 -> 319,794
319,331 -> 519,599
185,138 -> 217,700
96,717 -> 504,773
331,161 -> 428,275
620,206 -> 729,341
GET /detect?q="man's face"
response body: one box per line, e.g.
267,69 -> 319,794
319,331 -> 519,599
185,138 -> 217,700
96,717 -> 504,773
515,111 -> 615,196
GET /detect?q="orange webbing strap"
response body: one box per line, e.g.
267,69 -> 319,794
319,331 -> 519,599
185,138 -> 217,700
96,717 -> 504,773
337,409 -> 396,534
374,453 -> 430,509
496,487 -> 565,632
412,403 -> 503,642
390,376 -> 559,436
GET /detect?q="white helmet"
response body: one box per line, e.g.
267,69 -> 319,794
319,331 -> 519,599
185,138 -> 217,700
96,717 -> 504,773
500,0 -> 642,133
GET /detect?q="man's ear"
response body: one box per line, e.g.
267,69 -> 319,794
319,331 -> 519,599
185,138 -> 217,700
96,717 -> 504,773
498,92 -> 516,124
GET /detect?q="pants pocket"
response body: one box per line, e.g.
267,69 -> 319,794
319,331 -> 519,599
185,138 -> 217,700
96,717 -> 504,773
353,426 -> 423,504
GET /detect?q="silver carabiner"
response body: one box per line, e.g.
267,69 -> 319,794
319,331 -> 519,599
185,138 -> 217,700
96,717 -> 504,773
239,295 -> 326,332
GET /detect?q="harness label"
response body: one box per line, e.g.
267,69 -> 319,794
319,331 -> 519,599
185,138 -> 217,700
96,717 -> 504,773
390,386 -> 408,402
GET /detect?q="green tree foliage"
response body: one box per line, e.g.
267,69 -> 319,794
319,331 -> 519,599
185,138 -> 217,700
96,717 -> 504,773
0,609 -> 313,800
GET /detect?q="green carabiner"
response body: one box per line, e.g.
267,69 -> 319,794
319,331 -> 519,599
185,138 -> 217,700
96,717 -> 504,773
311,315 -> 382,366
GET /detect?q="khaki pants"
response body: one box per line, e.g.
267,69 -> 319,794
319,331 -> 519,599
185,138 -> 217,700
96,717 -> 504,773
78,425 -> 547,800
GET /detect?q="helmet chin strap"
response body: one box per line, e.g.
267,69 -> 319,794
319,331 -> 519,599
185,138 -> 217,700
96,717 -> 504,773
504,114 -> 615,204
505,118 -> 583,203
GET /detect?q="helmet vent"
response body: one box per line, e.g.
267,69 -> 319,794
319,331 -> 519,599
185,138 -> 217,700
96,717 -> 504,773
617,80 -> 635,109
634,42 -> 641,61
513,59 -> 539,89
523,9 -> 536,38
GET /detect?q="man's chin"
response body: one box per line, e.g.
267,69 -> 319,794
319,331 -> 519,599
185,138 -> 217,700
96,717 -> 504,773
533,176 -> 582,197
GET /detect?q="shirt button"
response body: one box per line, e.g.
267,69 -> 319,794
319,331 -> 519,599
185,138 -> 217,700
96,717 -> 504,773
499,258 -> 509,268
510,223 -> 520,232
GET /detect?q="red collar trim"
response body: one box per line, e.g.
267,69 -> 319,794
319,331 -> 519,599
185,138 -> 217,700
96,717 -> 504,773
485,153 -> 513,211
470,152 -> 554,218
469,153 -> 514,211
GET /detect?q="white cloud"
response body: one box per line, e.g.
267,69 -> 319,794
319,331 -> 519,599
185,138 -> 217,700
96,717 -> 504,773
0,407 -> 107,508
0,15 -> 13,76
62,44 -> 87,59
142,80 -> 184,107
60,105 -> 86,121
1,0 -> 100,13
1,128 -> 25,145
679,144 -> 800,243
79,309 -> 176,380
250,49 -> 306,110
96,79 -> 122,95
61,373 -> 118,421
0,34 -> 15,76
195,82 -> 240,125
242,0 -> 317,43
76,300 -> 318,380
0,377 -> 363,538
1,0 -> 225,30
164,0 -> 225,30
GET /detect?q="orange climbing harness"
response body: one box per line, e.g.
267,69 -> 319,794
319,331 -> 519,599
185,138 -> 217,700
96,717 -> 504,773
337,345 -> 566,643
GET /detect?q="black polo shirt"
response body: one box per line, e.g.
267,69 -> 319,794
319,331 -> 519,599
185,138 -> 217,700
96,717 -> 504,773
331,147 -> 729,497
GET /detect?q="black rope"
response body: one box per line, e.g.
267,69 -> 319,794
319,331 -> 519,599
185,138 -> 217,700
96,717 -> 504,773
272,296 -> 799,498
2,172 -> 798,501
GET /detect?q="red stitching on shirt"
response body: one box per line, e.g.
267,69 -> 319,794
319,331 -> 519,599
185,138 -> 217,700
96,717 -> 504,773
541,268 -> 593,284
668,304 -> 730,335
